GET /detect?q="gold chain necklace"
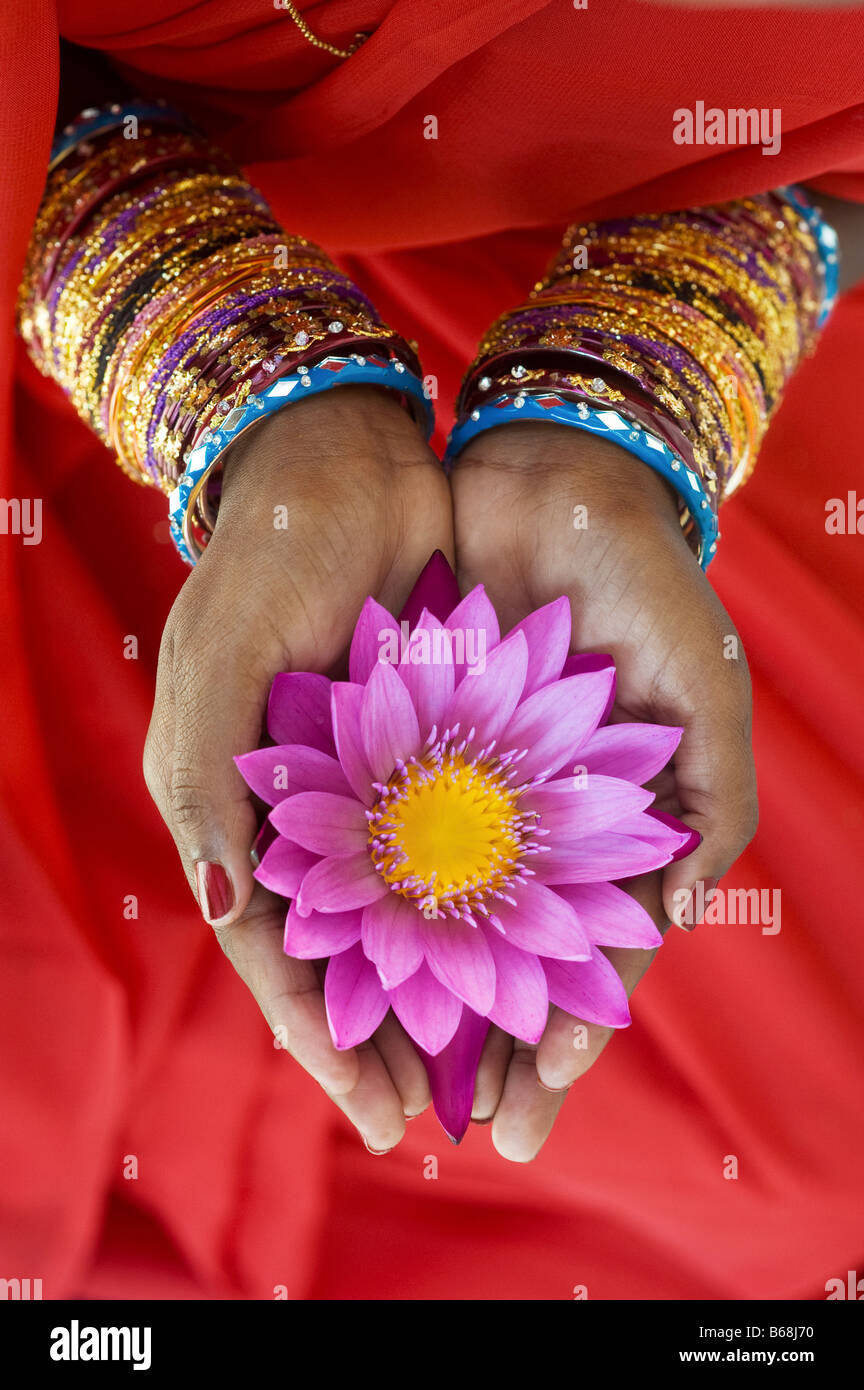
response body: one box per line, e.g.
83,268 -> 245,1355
278,1 -> 369,59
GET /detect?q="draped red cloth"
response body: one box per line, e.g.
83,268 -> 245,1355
2,0 -> 863,1299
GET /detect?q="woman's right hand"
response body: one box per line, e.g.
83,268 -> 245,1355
450,421 -> 759,1161
144,385 -> 453,1153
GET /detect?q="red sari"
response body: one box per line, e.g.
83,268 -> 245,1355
2,0 -> 863,1298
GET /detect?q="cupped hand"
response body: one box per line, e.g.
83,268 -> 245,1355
451,422 -> 758,1162
144,386 -> 453,1153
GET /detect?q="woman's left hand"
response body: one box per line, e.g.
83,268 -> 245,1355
451,421 -> 759,1161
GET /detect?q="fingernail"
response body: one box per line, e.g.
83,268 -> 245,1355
676,877 -> 721,931
674,888 -> 694,930
471,1115 -> 494,1126
195,861 -> 234,924
538,1079 -> 571,1094
363,1138 -> 393,1156
694,877 -> 720,928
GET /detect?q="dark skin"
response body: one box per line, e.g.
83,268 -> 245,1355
53,37 -> 864,1159
145,394 -> 758,1162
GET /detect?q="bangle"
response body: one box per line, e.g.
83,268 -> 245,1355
18,101 -> 434,563
446,188 -> 834,566
169,351 -> 432,564
49,99 -> 198,171
776,185 -> 839,326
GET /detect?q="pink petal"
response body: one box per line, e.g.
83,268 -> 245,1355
501,668 -> 616,781
508,597 -> 571,698
325,942 -> 390,1048
270,791 -> 369,856
388,960 -> 463,1055
576,722 -> 683,785
554,882 -> 663,949
349,597 -> 400,684
397,609 -> 455,738
602,812 -> 692,856
254,817 -> 278,862
235,745 -> 350,807
331,682 -> 376,806
421,919 -> 496,1015
493,881 -> 590,960
645,809 -> 702,862
561,653 -> 617,724
521,775 -> 653,837
483,930 -> 549,1043
445,585 -> 501,683
534,831 -> 679,883
361,893 -> 424,988
254,838 -> 318,898
360,660 -> 421,783
441,628 -> 528,749
283,901 -> 363,958
542,947 -> 631,1028
399,551 -> 462,627
296,851 -> 387,917
417,1008 -> 490,1144
267,673 -> 335,752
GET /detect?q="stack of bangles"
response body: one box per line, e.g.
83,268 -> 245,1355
17,100 -> 433,564
17,99 -> 839,570
447,187 -> 838,566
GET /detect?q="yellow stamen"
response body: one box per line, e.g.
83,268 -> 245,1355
369,751 -> 529,908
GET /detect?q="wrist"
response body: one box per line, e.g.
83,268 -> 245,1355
219,385 -> 427,501
455,421 -> 684,526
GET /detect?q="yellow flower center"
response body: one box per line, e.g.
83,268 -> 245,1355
368,741 -> 542,923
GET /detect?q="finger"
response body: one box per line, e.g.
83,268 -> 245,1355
144,604 -> 268,927
471,1024 -> 513,1122
372,1012 -> 431,1119
325,1040 -> 409,1154
213,884 -> 360,1096
662,671 -> 759,929
621,867 -> 667,931
213,880 -> 411,1146
537,937 -> 655,1091
491,1040 -> 567,1163
536,1007 -> 616,1093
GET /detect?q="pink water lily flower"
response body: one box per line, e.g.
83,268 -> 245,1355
236,554 -> 698,1141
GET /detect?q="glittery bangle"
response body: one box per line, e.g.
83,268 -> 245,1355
18,102 -> 434,554
49,99 -> 199,171
448,188 -> 834,564
776,185 -> 839,326
169,351 -> 433,564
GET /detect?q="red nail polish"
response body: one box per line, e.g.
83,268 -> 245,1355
195,861 -> 234,924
